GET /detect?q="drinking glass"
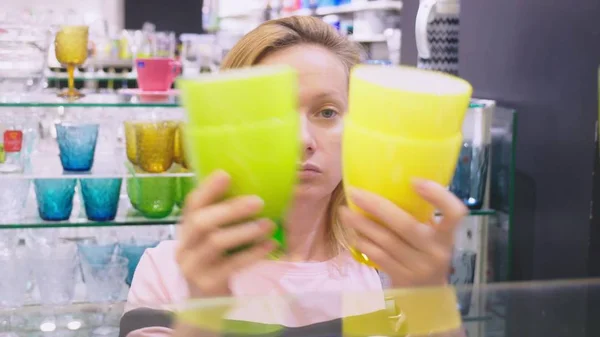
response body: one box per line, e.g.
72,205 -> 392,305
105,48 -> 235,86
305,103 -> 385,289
176,173 -> 196,208
343,65 -> 472,267
0,248 -> 30,337
78,242 -> 117,266
0,178 -> 30,224
34,179 -> 77,221
173,123 -> 185,166
80,178 -> 123,221
54,25 -> 89,100
128,173 -> 176,219
178,66 -> 300,253
31,242 -> 78,305
81,256 -> 128,303
124,121 -> 138,165
134,121 -> 178,173
55,123 -> 99,171
118,242 -> 159,286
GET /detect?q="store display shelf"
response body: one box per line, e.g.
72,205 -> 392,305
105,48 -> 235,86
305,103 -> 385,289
0,209 -> 495,230
0,208 -> 180,229
294,0 -> 403,16
46,72 -> 137,82
0,92 -> 179,108
0,154 -> 193,180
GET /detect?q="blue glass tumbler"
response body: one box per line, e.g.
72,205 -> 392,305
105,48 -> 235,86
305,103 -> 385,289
34,179 -> 77,221
118,242 -> 159,286
80,178 -> 123,221
55,123 -> 99,171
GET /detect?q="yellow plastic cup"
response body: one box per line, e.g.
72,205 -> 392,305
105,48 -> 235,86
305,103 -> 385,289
344,66 -> 472,267
177,66 -> 301,253
348,65 -> 472,139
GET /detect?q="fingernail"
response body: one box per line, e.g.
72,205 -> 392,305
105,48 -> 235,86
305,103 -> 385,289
257,219 -> 273,230
247,195 -> 265,207
412,178 -> 431,193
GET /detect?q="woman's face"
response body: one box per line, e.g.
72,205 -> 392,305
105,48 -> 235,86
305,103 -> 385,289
259,44 -> 348,201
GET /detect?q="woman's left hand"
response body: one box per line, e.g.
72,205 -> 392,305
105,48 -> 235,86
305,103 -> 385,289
340,179 -> 467,288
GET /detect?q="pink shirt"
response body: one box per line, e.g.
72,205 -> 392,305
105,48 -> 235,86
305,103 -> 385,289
125,240 -> 385,335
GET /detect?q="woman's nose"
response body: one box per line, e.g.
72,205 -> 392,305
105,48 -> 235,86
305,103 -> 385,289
300,115 -> 316,154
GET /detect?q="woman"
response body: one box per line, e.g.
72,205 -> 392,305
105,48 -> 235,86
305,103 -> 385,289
124,15 -> 467,336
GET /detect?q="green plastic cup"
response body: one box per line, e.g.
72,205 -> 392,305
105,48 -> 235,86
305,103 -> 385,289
177,66 -> 300,253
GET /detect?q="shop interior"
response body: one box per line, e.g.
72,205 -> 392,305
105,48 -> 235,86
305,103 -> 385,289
1,0 -> 600,336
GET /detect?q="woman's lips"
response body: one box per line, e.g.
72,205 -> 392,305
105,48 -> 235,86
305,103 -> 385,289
298,163 -> 321,179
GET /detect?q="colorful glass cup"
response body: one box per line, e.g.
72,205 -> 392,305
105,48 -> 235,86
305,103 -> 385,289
176,173 -> 196,208
173,123 -> 186,166
55,123 -> 99,171
134,121 -> 177,173
127,166 -> 176,219
81,256 -> 128,303
343,65 -> 472,267
0,178 -> 30,223
118,242 -> 159,286
80,178 -> 123,221
124,121 -> 138,165
34,178 -> 77,221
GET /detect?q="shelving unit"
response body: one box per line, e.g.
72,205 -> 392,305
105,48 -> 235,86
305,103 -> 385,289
0,93 -> 515,337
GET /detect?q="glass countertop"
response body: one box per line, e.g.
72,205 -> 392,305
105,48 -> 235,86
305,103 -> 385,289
2,279 -> 600,337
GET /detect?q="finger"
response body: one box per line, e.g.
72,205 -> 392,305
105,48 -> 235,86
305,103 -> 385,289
177,219 -> 274,272
347,188 -> 432,248
340,207 -> 426,263
353,235 -> 412,279
205,219 -> 275,256
412,179 -> 467,233
180,195 -> 264,247
218,240 -> 276,275
183,170 -> 231,215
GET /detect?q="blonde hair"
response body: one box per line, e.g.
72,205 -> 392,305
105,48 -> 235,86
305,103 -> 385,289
221,16 -> 363,257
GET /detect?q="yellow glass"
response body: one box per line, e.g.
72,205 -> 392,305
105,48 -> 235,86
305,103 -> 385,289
124,121 -> 137,165
344,65 -> 472,267
174,123 -> 185,166
134,121 -> 178,173
55,25 -> 89,100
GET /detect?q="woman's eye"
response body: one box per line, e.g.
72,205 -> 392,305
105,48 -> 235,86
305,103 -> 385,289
319,109 -> 338,119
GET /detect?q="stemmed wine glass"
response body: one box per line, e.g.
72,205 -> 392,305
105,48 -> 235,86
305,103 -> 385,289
54,25 -> 89,100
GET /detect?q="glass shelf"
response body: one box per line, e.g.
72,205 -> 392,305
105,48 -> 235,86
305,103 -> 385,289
0,198 -> 181,229
0,92 -> 179,108
0,153 -> 193,179
2,280 -> 591,337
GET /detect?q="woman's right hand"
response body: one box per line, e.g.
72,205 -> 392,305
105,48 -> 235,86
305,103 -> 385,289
175,170 -> 277,298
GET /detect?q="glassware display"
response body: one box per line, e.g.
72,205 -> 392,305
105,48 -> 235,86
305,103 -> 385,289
80,178 -> 123,221
34,178 -> 77,221
176,173 -> 196,208
55,123 -> 100,171
54,25 -> 89,100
